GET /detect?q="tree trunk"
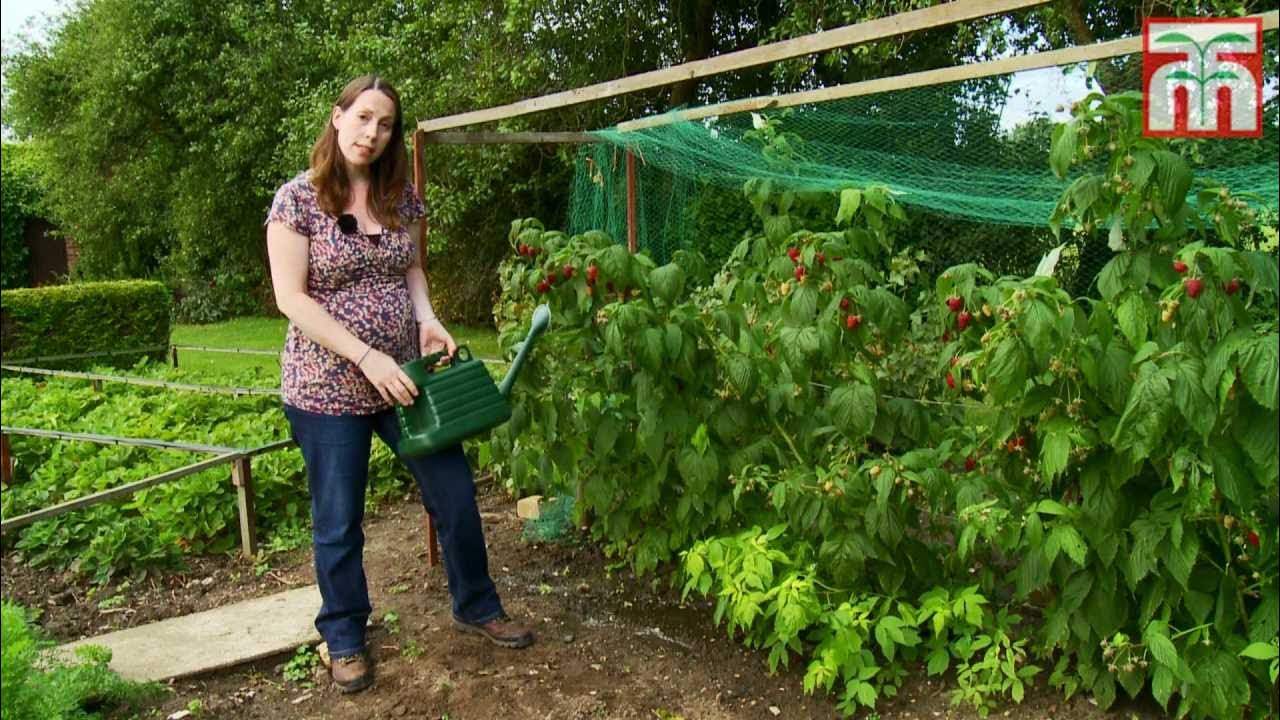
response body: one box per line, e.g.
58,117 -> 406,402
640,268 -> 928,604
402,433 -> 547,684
669,0 -> 715,108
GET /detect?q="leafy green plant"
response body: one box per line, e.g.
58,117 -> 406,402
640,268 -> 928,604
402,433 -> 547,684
1,600 -> 168,719
282,644 -> 319,684
486,99 -> 1277,719
1,360 -> 410,582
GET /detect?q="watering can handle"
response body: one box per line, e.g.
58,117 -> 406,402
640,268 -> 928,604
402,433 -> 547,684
419,346 -> 470,369
498,304 -> 550,397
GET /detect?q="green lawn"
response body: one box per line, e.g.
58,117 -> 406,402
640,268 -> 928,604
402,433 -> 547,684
170,316 -> 501,377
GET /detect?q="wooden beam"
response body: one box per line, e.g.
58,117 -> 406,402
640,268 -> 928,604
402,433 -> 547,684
619,10 -> 1280,132
232,457 -> 259,559
240,439 -> 296,458
1,453 -> 240,533
420,131 -> 600,145
412,129 -> 429,265
416,0 -> 1052,132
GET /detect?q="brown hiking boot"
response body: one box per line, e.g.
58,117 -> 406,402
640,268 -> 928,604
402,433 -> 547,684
452,614 -> 535,649
329,652 -> 374,693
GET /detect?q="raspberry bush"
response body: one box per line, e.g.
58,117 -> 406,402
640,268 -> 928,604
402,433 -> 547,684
485,96 -> 1278,718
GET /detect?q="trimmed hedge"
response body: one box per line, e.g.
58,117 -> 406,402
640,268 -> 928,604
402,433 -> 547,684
0,281 -> 171,369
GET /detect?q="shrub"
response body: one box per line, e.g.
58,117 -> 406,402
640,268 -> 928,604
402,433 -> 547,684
1,601 -> 168,719
0,280 -> 170,368
0,143 -> 48,290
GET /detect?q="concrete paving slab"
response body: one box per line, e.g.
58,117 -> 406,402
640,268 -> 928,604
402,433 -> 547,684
57,585 -> 322,682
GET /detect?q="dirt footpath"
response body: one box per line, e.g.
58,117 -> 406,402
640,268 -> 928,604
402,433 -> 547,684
4,482 -> 1162,719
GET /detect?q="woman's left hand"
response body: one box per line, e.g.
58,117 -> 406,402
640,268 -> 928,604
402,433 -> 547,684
419,317 -> 458,361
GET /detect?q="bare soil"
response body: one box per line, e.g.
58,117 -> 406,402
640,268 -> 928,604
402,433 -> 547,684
2,482 -> 1165,720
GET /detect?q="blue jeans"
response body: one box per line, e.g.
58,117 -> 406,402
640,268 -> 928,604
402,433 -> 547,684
283,404 -> 505,659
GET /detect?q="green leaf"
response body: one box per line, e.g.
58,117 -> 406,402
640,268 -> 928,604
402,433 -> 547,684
1144,621 -> 1179,668
1111,363 -> 1174,461
829,383 -> 877,440
1239,334 -> 1278,410
649,263 -> 686,305
1240,642 -> 1279,661
836,188 -> 862,226
763,215 -> 792,243
1114,291 -> 1149,348
1164,533 -> 1199,590
787,283 -> 819,324
1040,430 -> 1072,481
1173,357 -> 1215,438
663,324 -> 684,364
1049,120 -> 1078,178
1152,150 -> 1191,216
594,416 -> 621,458
1151,665 -> 1174,709
1022,300 -> 1057,362
1243,251 -> 1279,293
926,648 -> 949,675
725,353 -> 757,397
1047,525 -> 1088,566
1097,256 -> 1128,301
1237,397 -> 1279,479
1210,443 -> 1255,508
986,338 -> 1028,404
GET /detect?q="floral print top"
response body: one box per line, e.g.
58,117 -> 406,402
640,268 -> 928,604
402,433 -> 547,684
266,172 -> 425,415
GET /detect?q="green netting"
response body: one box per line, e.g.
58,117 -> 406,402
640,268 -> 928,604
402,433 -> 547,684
521,495 -> 577,543
567,37 -> 1279,280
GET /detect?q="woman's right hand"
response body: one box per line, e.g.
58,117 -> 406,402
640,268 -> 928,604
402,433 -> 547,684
358,349 -> 419,406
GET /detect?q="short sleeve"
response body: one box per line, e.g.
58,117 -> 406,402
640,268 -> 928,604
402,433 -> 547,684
399,183 -> 426,226
266,179 -> 313,237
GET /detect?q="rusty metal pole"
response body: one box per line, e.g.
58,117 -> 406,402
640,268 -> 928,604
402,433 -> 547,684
626,150 -> 638,254
411,129 -> 441,568
1,433 -> 13,486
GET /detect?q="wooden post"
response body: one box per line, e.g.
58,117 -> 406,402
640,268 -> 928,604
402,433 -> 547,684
427,515 -> 440,567
412,128 -> 441,568
1,433 -> 13,486
626,150 -> 638,254
171,346 -> 180,368
90,379 -> 103,393
412,129 -> 429,269
231,457 -> 259,559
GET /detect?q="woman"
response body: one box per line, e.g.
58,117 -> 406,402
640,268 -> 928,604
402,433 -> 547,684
265,75 -> 533,694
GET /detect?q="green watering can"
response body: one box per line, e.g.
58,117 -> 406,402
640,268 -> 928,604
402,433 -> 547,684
395,304 -> 551,458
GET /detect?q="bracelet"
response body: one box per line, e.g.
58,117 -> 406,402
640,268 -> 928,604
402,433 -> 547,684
356,346 -> 373,367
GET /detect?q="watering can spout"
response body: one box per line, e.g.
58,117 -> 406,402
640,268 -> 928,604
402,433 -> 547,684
498,304 -> 551,398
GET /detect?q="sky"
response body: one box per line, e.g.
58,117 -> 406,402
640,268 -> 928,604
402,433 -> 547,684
1,0 -> 62,48
2,0 -> 64,139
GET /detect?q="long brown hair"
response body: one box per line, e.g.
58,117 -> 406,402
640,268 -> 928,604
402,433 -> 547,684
309,75 -> 409,230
